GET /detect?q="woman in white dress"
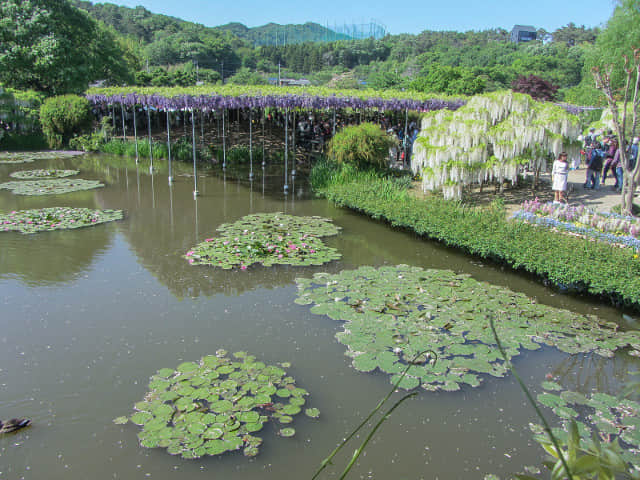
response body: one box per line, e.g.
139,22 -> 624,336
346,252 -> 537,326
552,152 -> 569,203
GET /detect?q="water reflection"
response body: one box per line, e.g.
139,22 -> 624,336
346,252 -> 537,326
0,226 -> 113,286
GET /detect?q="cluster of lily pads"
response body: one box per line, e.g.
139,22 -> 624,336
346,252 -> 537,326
0,151 -> 82,164
185,213 -> 341,269
295,265 -> 640,391
9,169 -> 79,179
113,351 -> 319,459
0,179 -> 103,195
531,380 -> 640,474
0,207 -> 123,233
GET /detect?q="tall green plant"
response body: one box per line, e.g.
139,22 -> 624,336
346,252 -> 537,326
327,122 -> 396,169
40,95 -> 92,148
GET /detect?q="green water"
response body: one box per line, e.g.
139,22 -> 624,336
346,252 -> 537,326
0,154 -> 636,480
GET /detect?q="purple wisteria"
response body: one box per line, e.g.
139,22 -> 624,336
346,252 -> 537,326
86,92 -> 467,113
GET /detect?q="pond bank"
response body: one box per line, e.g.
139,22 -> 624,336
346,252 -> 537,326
316,172 -> 640,310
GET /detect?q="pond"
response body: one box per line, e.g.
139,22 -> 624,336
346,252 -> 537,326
0,153 -> 637,480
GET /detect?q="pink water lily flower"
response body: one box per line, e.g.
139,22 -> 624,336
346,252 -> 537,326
240,265 -> 247,270
205,238 -> 215,242
186,251 -> 194,257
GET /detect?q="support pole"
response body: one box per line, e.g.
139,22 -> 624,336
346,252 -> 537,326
147,107 -> 154,172
192,109 -> 199,197
249,108 -> 254,180
222,109 -> 227,169
262,108 -> 266,167
166,110 -> 173,184
403,108 -> 409,169
332,108 -> 336,137
133,107 -> 139,162
291,110 -> 296,176
284,108 -> 289,193
121,103 -> 126,139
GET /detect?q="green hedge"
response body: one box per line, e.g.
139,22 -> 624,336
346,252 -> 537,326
318,174 -> 640,308
40,95 -> 92,149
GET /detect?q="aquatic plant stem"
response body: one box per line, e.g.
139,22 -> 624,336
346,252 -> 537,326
312,350 -> 435,480
489,318 -> 573,480
338,392 -> 417,480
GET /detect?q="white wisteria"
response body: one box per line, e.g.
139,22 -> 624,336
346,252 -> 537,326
411,92 -> 581,200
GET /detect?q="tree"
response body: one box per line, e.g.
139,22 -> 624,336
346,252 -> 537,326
592,52 -> 640,215
511,74 -> 559,101
0,0 -> 134,94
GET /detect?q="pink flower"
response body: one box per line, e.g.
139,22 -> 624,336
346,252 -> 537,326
240,265 -> 247,270
223,240 -> 229,245
188,258 -> 194,264
278,254 -> 283,259
186,251 -> 194,257
310,249 -> 315,253
205,238 -> 214,242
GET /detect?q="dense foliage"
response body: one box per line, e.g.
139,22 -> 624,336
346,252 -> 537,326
311,167 -> 640,308
328,123 -> 397,168
39,94 -> 93,148
0,0 -> 134,94
511,74 -> 559,101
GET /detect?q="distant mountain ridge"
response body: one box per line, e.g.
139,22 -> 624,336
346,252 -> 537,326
70,1 -> 351,45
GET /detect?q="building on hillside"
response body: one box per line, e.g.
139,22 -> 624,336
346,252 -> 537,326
510,25 -> 537,43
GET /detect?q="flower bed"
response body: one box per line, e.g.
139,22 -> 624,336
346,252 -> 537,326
512,199 -> 640,250
0,207 -> 123,233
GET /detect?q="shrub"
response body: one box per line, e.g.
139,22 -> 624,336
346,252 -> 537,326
40,95 -> 92,149
327,122 -> 397,169
511,74 -> 559,101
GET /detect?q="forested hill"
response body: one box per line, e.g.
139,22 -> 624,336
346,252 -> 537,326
70,1 -> 349,46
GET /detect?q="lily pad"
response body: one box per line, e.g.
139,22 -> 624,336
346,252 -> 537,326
113,416 -> 129,425
279,427 -> 296,438
0,207 -> 123,234
533,382 -> 640,474
296,265 -> 640,392
185,212 -> 341,269
305,408 -> 320,419
0,179 -> 104,195
0,151 -> 84,164
116,352 -> 319,459
9,169 -> 79,179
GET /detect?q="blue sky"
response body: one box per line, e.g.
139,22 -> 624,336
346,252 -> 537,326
105,0 -> 617,35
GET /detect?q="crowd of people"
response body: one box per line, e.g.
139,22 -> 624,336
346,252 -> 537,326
552,128 -> 639,203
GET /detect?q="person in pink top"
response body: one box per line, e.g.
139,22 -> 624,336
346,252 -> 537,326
552,152 -> 569,203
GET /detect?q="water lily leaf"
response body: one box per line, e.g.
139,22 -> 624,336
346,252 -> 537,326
130,412 -> 153,425
0,179 -> 103,196
296,265 -> 638,392
113,416 -> 129,425
279,428 -> 295,438
185,213 -> 341,269
305,408 -> 320,419
0,207 -> 123,234
244,446 -> 259,457
117,351 -> 319,459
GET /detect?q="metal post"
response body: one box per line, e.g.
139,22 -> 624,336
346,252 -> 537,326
147,108 -> 154,173
403,108 -> 409,169
332,108 -> 336,137
262,108 -> 266,167
121,103 -> 126,139
284,108 -> 289,193
192,109 -> 199,197
249,108 -> 254,180
291,110 -> 296,176
133,107 -> 139,162
222,109 -> 227,169
166,110 -> 173,184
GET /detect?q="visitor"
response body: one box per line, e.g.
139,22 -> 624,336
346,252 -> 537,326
630,137 -> 639,171
613,143 -> 623,191
584,141 -> 603,189
552,152 -> 569,203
